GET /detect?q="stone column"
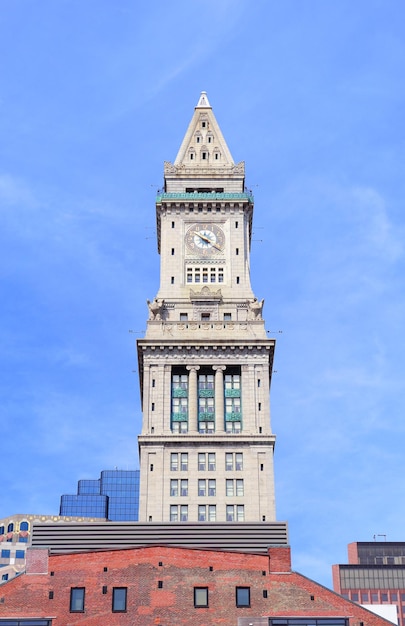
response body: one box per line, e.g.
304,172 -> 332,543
213,365 -> 226,432
186,365 -> 200,433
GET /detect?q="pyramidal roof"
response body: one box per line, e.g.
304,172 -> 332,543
173,92 -> 235,167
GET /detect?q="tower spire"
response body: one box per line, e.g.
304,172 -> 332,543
196,91 -> 211,108
172,91 -> 236,170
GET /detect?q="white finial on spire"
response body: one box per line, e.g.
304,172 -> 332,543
196,91 -> 211,108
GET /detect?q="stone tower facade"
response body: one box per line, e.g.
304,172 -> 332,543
137,92 -> 276,523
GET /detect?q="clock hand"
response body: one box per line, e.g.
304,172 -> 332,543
192,231 -> 222,251
193,231 -> 212,244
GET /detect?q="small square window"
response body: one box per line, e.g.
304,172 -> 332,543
194,586 -> 208,607
236,586 -> 250,607
224,313 -> 232,321
180,313 -> 188,321
70,587 -> 85,612
112,587 -> 127,612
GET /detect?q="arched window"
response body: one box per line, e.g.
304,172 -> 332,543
0,526 -> 4,535
20,521 -> 29,531
7,522 -> 14,532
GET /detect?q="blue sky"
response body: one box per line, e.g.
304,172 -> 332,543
1,0 -> 405,588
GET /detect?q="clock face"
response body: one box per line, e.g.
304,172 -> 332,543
185,223 -> 225,256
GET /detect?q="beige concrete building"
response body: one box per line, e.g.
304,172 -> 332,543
137,92 -> 276,523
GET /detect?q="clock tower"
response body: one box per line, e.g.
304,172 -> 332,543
137,92 -> 276,524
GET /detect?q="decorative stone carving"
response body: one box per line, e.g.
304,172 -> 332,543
147,298 -> 165,320
247,298 -> 264,320
190,286 -> 222,302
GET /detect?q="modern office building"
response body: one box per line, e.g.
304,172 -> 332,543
137,91 -> 276,523
333,541 -> 405,625
59,469 -> 139,521
0,513 -> 105,585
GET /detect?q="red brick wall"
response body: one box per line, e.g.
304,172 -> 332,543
268,546 -> 291,572
0,545 -> 395,626
25,547 -> 49,574
348,542 -> 359,564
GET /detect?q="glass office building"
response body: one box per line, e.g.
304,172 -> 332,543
60,470 -> 139,521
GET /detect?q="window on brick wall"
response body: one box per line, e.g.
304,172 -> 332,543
236,586 -> 250,607
194,586 -> 209,607
112,587 -> 127,612
70,587 -> 85,612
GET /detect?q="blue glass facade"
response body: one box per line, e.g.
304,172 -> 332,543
59,470 -> 139,521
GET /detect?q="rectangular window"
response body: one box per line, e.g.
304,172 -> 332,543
236,586 -> 250,607
15,550 -> 25,559
226,505 -> 235,522
186,265 -> 224,284
208,479 -> 216,496
1,549 -> 10,558
112,587 -> 127,612
194,586 -> 208,607
181,453 -> 188,471
198,453 -> 206,471
198,479 -> 206,497
226,479 -> 243,496
170,505 -> 178,522
208,452 -> 216,470
180,505 -> 188,521
170,479 -> 178,497
208,505 -> 216,521
170,453 -> 178,471
70,587 -> 85,612
198,505 -> 207,521
224,313 -> 232,321
225,452 -> 243,471
226,453 -> 234,471
180,479 -> 188,496
226,504 -> 244,521
172,372 -> 189,432
180,313 -> 188,321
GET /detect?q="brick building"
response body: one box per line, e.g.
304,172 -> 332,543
333,542 -> 405,625
0,543 -> 396,626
